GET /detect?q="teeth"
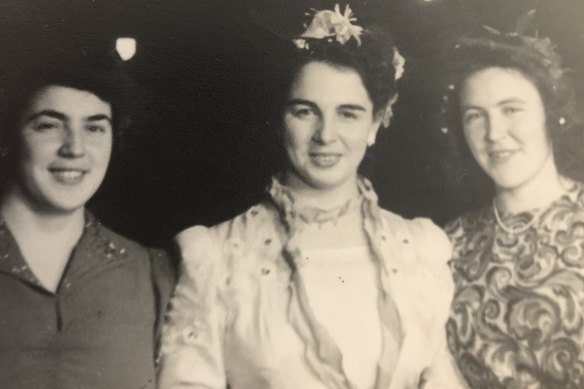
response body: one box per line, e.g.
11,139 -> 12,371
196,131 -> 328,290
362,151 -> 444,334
51,170 -> 86,184
313,155 -> 338,163
54,170 -> 83,179
490,151 -> 514,160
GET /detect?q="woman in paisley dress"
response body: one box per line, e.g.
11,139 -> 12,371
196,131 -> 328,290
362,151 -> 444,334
444,30 -> 584,388
158,5 -> 466,389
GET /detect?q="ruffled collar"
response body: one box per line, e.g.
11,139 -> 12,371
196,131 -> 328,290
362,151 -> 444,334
267,174 -> 381,226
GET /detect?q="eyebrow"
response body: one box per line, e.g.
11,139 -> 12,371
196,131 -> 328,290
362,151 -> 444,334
286,100 -> 367,111
497,98 -> 526,106
25,110 -> 66,123
460,105 -> 483,111
24,110 -> 112,124
86,114 -> 112,124
287,99 -> 317,109
338,104 -> 367,112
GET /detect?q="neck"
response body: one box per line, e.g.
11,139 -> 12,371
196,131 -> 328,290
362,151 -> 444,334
1,185 -> 85,242
494,156 -> 565,214
283,172 -> 360,209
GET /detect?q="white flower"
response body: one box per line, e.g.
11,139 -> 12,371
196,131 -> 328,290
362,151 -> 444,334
393,48 -> 405,81
296,4 -> 363,48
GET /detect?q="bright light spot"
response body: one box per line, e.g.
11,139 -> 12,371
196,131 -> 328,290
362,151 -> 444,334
116,37 -> 136,61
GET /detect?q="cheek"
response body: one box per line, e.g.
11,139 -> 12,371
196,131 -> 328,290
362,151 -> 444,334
283,120 -> 309,155
19,137 -> 54,168
88,135 -> 113,164
463,127 -> 483,153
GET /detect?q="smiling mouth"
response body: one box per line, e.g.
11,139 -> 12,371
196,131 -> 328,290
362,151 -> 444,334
488,150 -> 517,162
309,153 -> 341,167
49,169 -> 88,184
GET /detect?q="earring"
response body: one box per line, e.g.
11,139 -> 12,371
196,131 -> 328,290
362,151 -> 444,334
559,117 -> 566,126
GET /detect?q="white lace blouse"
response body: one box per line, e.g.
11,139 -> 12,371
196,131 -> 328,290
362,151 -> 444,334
157,177 -> 467,389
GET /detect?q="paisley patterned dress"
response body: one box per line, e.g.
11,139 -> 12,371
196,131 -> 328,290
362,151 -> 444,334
446,181 -> 584,389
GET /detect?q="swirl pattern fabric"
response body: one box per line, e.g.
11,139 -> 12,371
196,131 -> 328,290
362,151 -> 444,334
446,182 -> 584,389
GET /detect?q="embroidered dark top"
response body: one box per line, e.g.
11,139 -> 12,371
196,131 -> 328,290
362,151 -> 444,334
0,213 -> 175,389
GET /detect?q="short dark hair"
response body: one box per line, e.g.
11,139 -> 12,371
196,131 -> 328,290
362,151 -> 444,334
443,31 -> 582,179
0,43 -> 135,187
0,45 -> 134,149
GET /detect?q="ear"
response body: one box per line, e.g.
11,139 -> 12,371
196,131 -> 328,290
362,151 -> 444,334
381,94 -> 399,129
367,115 -> 383,146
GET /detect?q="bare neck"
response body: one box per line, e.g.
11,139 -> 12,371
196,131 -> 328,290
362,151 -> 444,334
494,157 -> 565,215
1,186 -> 85,249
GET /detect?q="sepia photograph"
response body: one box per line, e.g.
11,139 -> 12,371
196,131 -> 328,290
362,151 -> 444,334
0,0 -> 583,388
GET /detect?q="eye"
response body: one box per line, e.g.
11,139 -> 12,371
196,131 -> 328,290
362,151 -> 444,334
338,110 -> 359,120
462,110 -> 483,125
86,123 -> 111,134
34,121 -> 61,131
87,125 -> 104,133
290,106 -> 316,119
502,105 -> 523,116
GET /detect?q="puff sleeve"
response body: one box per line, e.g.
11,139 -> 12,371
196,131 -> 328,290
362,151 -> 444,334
157,226 -> 227,389
411,219 -> 468,389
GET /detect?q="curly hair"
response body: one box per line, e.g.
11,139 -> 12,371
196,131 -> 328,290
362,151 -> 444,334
282,26 -> 400,118
443,31 -> 582,179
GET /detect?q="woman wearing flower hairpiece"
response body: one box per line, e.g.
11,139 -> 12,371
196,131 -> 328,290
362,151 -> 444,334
158,4 -> 466,389
444,27 -> 584,388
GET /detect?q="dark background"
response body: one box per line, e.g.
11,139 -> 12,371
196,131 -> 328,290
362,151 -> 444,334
1,0 -> 583,246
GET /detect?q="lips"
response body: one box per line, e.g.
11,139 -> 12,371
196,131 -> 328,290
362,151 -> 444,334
309,153 -> 341,167
488,149 -> 517,163
49,168 -> 88,184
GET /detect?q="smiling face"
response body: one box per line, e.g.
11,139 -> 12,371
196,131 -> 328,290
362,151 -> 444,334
13,85 -> 113,214
460,67 -> 556,192
283,61 -> 381,196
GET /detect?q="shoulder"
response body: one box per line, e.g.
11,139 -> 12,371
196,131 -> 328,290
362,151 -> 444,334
91,218 -> 149,258
175,202 -> 283,269
176,202 -> 280,249
92,218 -> 176,282
378,209 -> 451,263
444,206 -> 490,249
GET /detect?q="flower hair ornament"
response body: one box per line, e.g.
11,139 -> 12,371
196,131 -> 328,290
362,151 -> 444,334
293,4 -> 364,49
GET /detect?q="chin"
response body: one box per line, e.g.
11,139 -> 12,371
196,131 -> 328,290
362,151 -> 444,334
491,174 -> 532,192
304,174 -> 345,190
34,190 -> 95,214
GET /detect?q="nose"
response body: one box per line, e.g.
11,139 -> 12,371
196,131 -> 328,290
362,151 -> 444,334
312,116 -> 337,144
485,113 -> 508,142
59,126 -> 86,158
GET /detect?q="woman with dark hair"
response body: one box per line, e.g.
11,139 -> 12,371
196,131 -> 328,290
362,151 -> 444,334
444,29 -> 584,388
158,5 -> 465,388
0,46 -> 175,389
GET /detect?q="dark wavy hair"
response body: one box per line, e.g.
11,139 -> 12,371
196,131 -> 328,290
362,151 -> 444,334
0,47 -> 133,145
442,31 -> 582,187
281,26 -> 400,118
0,44 -> 134,187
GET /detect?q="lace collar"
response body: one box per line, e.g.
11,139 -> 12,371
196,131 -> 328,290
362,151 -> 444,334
267,175 -> 380,225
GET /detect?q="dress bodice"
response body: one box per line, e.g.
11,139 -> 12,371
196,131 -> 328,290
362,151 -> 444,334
446,181 -> 584,389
